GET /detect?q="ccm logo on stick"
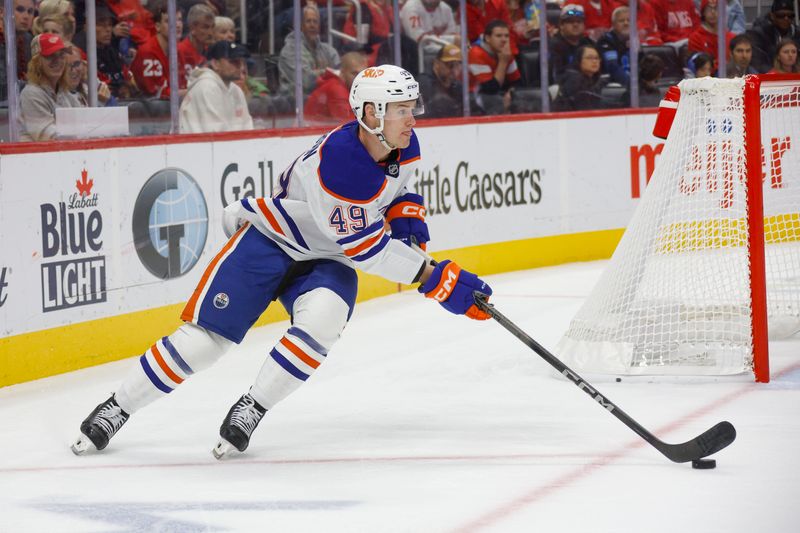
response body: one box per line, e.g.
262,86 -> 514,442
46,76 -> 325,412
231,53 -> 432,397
562,368 -> 615,412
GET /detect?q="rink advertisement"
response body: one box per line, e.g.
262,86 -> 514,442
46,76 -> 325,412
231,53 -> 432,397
0,110 -> 659,386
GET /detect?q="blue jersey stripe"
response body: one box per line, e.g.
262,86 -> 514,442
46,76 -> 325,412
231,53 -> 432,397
241,198 -> 255,213
273,198 -> 309,249
161,336 -> 193,375
140,355 -> 173,393
287,326 -> 328,356
270,349 -> 310,381
351,234 -> 390,263
337,219 -> 384,246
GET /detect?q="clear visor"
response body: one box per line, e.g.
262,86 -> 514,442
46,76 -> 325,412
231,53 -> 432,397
382,98 -> 425,120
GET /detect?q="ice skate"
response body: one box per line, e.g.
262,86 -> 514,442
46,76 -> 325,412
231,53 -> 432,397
71,395 -> 130,455
212,393 -> 266,460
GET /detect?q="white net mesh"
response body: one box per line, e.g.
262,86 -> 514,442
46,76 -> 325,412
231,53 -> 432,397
557,77 -> 800,376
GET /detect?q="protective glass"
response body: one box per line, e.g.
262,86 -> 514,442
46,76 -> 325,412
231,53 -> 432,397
382,98 -> 425,120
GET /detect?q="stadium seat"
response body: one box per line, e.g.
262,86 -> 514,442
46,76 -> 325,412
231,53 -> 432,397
600,85 -> 628,108
641,46 -> 683,82
518,48 -> 541,88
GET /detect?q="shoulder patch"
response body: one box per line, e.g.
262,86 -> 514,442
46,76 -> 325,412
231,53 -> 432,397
318,124 -> 387,204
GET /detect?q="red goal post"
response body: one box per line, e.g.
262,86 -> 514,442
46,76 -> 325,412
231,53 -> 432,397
557,74 -> 800,383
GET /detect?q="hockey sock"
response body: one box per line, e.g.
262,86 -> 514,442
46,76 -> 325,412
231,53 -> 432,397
115,323 -> 233,413
249,288 -> 349,409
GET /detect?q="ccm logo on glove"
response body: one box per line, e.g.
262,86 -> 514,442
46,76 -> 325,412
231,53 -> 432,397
420,260 -> 493,320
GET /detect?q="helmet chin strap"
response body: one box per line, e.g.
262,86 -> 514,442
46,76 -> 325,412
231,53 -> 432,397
357,115 -> 396,152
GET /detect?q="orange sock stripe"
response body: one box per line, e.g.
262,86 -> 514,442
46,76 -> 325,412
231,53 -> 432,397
256,198 -> 286,236
151,344 -> 184,384
181,223 -> 249,322
344,229 -> 384,257
280,337 -> 320,369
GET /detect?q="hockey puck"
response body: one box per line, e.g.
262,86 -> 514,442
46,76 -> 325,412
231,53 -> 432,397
691,459 -> 716,469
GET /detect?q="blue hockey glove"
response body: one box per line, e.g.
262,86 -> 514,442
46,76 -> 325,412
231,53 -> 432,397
419,260 -> 493,320
386,193 -> 430,250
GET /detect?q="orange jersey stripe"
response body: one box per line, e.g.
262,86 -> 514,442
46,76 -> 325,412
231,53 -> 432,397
280,336 -> 320,369
344,229 -> 384,258
181,223 -> 249,322
400,155 -> 421,166
151,343 -> 184,384
256,198 -> 286,236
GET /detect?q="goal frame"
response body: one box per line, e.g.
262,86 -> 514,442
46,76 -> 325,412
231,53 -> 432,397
745,73 -> 800,383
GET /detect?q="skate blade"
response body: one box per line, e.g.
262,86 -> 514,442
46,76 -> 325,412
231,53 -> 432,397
212,438 -> 237,460
71,435 -> 96,456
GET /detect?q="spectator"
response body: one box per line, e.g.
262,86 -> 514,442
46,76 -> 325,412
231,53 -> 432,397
33,13 -> 73,40
180,40 -> 253,133
554,44 -> 607,110
726,33 -> 757,77
61,43 -> 112,106
19,33 -> 70,141
418,43 -> 464,117
770,38 -> 799,73
549,4 -> 594,84
103,0 -> 157,47
686,50 -> 714,76
34,1 -> 77,42
214,15 -> 236,42
615,0 -> 664,45
279,4 -> 340,95
466,0 -> 519,55
654,0 -> 700,45
130,0 -> 188,98
304,52 -> 369,123
469,19 -> 520,114
400,0 -> 458,52
747,0 -> 800,73
597,6 -> 631,85
343,0 -> 395,66
635,53 -> 665,107
179,3 -> 216,73
726,0 -> 746,35
573,0 -> 614,41
94,6 -> 138,98
12,0 -> 35,77
688,0 -> 734,73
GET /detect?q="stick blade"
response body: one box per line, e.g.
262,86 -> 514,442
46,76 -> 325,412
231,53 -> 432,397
658,421 -> 737,463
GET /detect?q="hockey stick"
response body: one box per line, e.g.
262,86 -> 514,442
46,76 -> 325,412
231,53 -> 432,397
413,244 -> 736,463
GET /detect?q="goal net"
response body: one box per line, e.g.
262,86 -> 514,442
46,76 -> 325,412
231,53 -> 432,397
557,75 -> 800,381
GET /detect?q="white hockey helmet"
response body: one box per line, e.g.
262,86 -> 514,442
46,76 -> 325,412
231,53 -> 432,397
349,65 -> 424,148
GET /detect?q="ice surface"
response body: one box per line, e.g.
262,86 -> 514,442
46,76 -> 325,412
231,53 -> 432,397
1,261 -> 798,533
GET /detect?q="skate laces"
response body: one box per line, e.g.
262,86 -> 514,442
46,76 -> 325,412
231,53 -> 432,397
93,402 -> 128,437
229,395 -> 264,436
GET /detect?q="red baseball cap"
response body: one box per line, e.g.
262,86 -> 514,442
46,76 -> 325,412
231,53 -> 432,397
32,33 -> 67,58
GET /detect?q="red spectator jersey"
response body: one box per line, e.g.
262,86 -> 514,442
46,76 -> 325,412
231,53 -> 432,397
468,43 -> 521,91
304,70 -> 352,122
573,0 -> 615,30
130,35 -> 187,97
178,37 -> 207,76
653,0 -> 700,43
344,1 -> 394,65
103,0 -> 156,46
465,0 -> 519,54
688,25 -> 734,65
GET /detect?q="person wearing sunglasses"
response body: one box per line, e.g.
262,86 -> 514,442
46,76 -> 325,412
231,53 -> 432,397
747,0 -> 800,72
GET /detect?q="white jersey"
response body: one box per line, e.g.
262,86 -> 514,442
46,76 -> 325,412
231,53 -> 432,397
225,121 -> 427,285
400,0 -> 458,49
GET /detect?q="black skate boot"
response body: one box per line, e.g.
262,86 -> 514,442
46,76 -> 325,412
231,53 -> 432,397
212,393 -> 267,459
71,395 -> 130,455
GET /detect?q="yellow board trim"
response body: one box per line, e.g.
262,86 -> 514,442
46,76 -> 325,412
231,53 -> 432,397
0,229 -> 624,388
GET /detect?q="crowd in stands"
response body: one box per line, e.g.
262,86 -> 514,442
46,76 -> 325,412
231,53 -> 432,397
0,0 -> 798,140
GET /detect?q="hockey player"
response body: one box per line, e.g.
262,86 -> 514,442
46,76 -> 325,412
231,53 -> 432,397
71,65 -> 494,459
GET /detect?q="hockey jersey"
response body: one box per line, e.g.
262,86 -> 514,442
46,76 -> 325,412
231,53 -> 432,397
225,121 -> 427,284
